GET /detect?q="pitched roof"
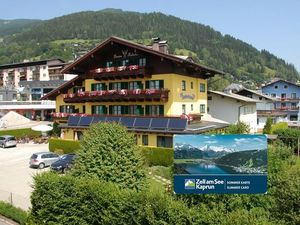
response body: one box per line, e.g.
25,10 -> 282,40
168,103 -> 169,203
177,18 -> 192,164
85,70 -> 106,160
208,90 -> 260,103
262,79 -> 300,89
62,36 -> 224,76
236,88 -> 276,101
0,59 -> 64,70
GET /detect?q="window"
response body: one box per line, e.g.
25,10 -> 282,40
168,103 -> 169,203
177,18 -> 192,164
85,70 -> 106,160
284,85 -> 288,89
110,105 -> 128,115
200,83 -> 206,92
59,105 -> 75,113
257,118 -> 259,125
208,96 -> 212,100
182,80 -> 186,91
200,104 -> 206,113
92,105 -> 107,115
73,87 -> 85,93
43,73 -> 46,77
157,136 -> 173,148
291,93 -> 297,99
146,80 -> 164,89
121,59 -> 129,66
191,104 -> 193,111
43,66 -> 46,70
142,135 -> 148,146
139,58 -> 146,67
106,61 -> 113,68
129,105 -> 144,115
291,103 -> 297,109
259,97 -> 263,100
109,82 -> 128,90
274,85 -> 278,89
182,104 -> 186,114
191,82 -> 193,89
145,105 -> 164,116
290,115 -> 298,121
129,81 -> 143,90
271,93 -> 276,98
91,83 -> 107,91
243,106 -> 253,114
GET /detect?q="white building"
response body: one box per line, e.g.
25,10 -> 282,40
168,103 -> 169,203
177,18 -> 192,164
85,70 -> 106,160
0,59 -> 76,120
208,90 -> 259,133
235,88 -> 287,131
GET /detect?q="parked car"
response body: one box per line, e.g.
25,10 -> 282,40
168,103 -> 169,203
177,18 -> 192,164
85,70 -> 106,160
50,154 -> 76,173
0,135 -> 17,148
29,152 -> 60,169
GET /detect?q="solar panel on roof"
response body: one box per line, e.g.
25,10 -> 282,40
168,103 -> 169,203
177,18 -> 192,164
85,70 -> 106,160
168,118 -> 187,130
68,116 -> 80,126
106,117 -> 121,123
134,118 -> 151,129
92,117 -> 106,124
120,117 -> 135,128
78,116 -> 94,126
150,118 -> 169,130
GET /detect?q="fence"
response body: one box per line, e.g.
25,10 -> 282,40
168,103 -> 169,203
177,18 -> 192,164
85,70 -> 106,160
0,189 -> 30,211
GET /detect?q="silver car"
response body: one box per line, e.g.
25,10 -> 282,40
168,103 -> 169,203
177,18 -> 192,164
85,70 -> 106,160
0,135 -> 17,148
29,152 -> 60,169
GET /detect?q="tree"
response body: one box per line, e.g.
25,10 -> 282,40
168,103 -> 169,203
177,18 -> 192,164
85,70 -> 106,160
263,117 -> 272,134
71,122 -> 146,190
225,122 -> 250,134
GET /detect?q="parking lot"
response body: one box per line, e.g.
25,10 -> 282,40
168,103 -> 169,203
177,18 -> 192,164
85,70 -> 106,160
0,143 -> 49,209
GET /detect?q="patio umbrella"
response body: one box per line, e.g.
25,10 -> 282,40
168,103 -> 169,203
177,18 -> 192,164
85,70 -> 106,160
32,124 -> 53,132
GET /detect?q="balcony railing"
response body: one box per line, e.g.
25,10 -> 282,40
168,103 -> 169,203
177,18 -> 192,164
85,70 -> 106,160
63,89 -> 169,103
275,97 -> 300,102
277,106 -> 299,110
0,100 -> 55,105
91,65 -> 151,80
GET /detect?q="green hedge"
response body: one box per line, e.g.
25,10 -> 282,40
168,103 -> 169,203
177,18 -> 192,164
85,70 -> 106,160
0,201 -> 28,225
49,138 -> 81,154
0,128 -> 41,139
141,147 -> 173,167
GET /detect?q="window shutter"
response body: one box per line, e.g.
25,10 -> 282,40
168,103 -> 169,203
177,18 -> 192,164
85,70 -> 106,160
109,83 -> 113,90
159,105 -> 164,116
145,81 -> 149,89
159,80 -> 164,89
145,105 -> 150,115
109,105 -> 113,115
91,84 -> 95,91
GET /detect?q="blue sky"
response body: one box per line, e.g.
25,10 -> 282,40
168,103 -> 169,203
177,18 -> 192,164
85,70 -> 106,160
174,135 -> 267,151
1,0 -> 300,71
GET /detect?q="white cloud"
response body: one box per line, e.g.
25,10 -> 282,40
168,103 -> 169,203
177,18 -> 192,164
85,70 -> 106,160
204,140 -> 218,144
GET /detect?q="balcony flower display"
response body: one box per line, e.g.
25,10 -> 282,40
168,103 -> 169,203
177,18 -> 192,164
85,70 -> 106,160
117,66 -> 127,71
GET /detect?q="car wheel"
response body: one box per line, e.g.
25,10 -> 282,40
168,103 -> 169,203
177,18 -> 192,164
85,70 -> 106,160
38,163 -> 45,169
1,143 -> 5,148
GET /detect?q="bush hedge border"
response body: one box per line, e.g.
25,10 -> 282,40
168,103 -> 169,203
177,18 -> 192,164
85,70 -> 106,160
0,201 -> 28,225
0,128 -> 41,139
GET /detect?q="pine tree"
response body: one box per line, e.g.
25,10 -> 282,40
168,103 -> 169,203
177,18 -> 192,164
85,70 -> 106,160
70,122 -> 146,190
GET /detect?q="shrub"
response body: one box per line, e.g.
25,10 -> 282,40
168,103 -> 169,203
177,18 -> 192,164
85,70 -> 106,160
271,122 -> 288,134
71,122 -> 146,190
49,138 -> 80,154
141,147 -> 173,167
47,122 -> 61,137
263,117 -> 273,134
224,122 -> 250,134
0,201 -> 28,225
273,128 -> 300,150
0,128 -> 41,138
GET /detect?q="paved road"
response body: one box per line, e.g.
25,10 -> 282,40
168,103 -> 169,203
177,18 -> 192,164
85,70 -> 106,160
0,143 -> 49,210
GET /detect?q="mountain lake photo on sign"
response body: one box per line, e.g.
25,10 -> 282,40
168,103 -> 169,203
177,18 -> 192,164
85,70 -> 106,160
173,134 -> 267,194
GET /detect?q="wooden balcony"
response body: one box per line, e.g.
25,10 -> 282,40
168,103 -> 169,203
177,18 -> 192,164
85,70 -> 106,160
90,65 -> 151,80
63,89 -> 169,103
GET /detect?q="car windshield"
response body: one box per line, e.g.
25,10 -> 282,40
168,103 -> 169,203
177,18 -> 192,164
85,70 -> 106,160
31,154 -> 38,159
8,137 -> 16,141
60,155 -> 74,160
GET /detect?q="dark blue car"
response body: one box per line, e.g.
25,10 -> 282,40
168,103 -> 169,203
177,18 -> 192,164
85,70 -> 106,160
50,154 -> 76,173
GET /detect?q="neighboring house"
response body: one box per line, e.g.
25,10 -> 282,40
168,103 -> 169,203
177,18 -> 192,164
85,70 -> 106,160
236,88 -> 287,131
207,90 -> 259,133
261,79 -> 300,121
0,59 -> 76,120
41,36 -> 228,147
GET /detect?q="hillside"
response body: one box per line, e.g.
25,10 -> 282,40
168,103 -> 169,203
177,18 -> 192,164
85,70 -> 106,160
0,19 -> 41,37
0,9 -> 298,88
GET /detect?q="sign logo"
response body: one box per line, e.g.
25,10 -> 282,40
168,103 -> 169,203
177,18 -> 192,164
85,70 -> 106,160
184,179 -> 195,189
180,93 -> 195,100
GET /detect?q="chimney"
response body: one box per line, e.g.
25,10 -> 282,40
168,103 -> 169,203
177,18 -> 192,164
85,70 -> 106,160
151,37 -> 168,54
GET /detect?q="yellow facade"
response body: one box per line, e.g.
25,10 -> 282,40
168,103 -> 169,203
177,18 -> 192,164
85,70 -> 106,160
57,73 -> 207,117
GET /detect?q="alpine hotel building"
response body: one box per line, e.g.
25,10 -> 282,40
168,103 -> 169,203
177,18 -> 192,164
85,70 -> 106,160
42,37 -> 226,147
